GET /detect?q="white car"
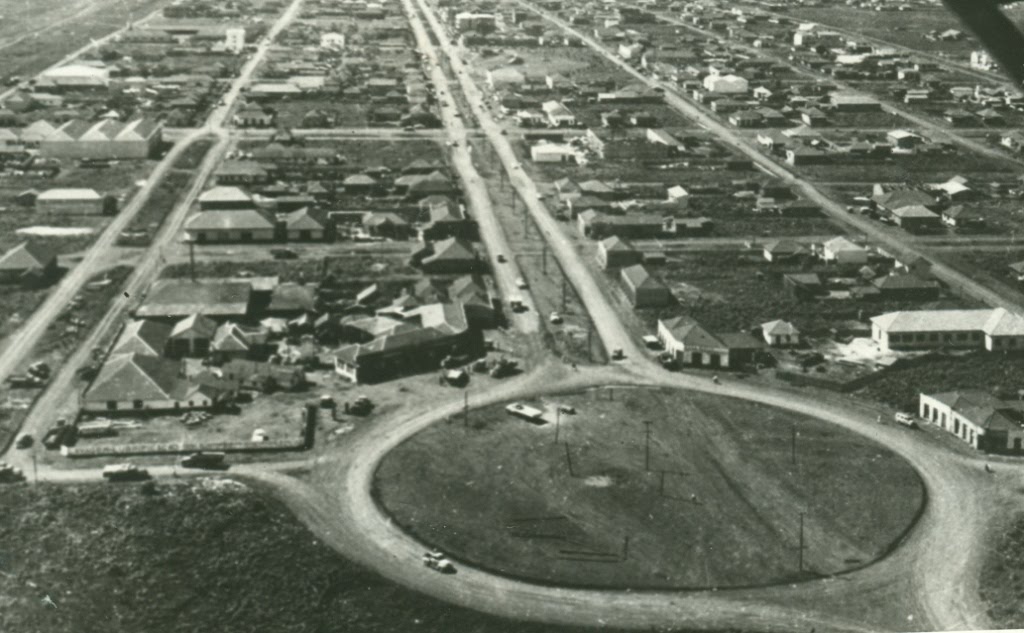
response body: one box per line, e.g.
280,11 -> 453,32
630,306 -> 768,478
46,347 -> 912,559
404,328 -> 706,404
422,551 -> 457,574
549,312 -> 563,324
515,277 -> 528,289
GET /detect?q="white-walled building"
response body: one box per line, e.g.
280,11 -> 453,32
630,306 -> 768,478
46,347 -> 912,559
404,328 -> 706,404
703,74 -> 749,94
225,27 -> 245,53
919,390 -> 1024,453
871,308 -> 1024,352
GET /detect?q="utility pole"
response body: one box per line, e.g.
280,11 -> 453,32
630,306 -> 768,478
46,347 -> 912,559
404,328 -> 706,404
542,243 -> 547,274
644,420 -> 652,471
563,442 -> 574,477
798,512 -> 806,574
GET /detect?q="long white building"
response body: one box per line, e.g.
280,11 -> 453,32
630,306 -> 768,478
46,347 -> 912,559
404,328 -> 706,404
871,308 -> 1024,352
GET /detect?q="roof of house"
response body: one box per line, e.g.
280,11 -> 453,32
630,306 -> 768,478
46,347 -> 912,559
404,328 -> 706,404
620,264 -> 665,291
423,237 -> 476,263
872,189 -> 937,210
925,390 -> 1024,432
762,319 -> 800,336
136,279 -> 252,318
111,319 -> 172,356
282,206 -> 325,230
268,283 -> 317,313
198,186 -> 253,204
892,204 -> 940,219
600,236 -> 637,252
36,188 -> 101,201
0,242 -> 56,272
170,313 -> 218,339
660,316 -> 726,349
823,236 -> 866,253
763,240 -> 804,255
871,308 -> 1024,337
872,274 -> 939,291
186,209 -> 275,231
85,353 -> 186,403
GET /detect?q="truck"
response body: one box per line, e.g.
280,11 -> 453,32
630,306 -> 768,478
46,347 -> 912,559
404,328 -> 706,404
180,452 -> 227,469
102,463 -> 149,481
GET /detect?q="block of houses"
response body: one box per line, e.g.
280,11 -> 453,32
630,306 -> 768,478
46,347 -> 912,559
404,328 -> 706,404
920,391 -> 1024,453
761,320 -> 801,346
597,236 -> 643,269
657,316 -> 763,369
871,308 -> 1024,352
36,188 -> 107,215
334,302 -> 482,383
185,209 -> 276,243
83,353 -> 222,414
620,264 -> 672,308
0,242 -> 58,284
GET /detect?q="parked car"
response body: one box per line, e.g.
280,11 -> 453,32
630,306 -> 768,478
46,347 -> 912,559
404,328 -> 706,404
515,277 -> 528,289
102,463 -> 149,481
15,434 -> 33,449
270,248 -> 298,260
180,452 -> 227,470
422,551 -> 457,574
894,412 -> 918,428
549,312 -> 563,324
496,254 -> 507,263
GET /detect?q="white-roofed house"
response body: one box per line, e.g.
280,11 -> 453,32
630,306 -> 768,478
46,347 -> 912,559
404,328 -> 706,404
761,320 -> 801,346
820,236 -> 869,265
871,308 -> 1024,352
35,188 -> 107,215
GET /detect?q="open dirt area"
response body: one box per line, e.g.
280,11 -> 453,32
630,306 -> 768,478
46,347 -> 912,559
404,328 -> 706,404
375,386 -> 924,589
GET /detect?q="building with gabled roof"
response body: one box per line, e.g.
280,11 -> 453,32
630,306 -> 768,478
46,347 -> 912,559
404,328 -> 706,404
761,320 -> 801,346
198,186 -> 254,210
185,209 -> 276,243
135,279 -> 253,320
597,236 -> 642,269
280,206 -> 328,241
871,308 -> 1024,352
111,320 -> 172,357
83,353 -> 222,413
412,237 -> 481,274
0,242 -> 58,283
620,264 -> 672,308
920,390 -> 1024,453
658,316 -> 763,369
169,314 -> 218,357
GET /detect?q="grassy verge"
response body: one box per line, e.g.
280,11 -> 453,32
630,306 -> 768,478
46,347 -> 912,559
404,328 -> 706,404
376,387 -> 924,589
980,511 -> 1024,629
0,480 -> 724,633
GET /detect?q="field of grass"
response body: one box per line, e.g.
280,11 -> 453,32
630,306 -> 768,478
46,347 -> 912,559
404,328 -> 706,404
0,480 -> 680,633
980,512 -> 1024,629
857,352 -> 1024,410
376,387 -> 924,589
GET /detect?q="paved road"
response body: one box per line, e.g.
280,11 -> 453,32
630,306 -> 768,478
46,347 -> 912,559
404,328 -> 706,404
411,0 -> 640,360
1,0 -> 309,467
520,1 -> 1024,316
402,0 -> 539,333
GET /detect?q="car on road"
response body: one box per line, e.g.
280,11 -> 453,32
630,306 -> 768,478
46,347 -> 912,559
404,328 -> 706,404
102,463 -> 149,482
611,348 -> 625,360
515,277 -> 528,289
15,434 -> 33,450
270,248 -> 298,260
894,412 -> 919,428
422,551 -> 456,574
496,254 -> 507,263
549,312 -> 563,324
180,452 -> 228,470
0,463 -> 25,484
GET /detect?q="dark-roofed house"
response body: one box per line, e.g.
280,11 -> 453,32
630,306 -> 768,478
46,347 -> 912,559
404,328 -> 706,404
215,160 -> 270,186
362,212 -> 412,240
266,283 -> 317,317
185,209 -> 276,243
597,236 -> 642,269
280,207 -> 328,241
83,353 -> 222,413
136,279 -> 253,320
620,264 -> 672,308
449,274 -> 498,328
210,322 -> 268,363
333,302 -> 482,383
411,238 -> 481,274
658,316 -> 763,369
420,198 -> 476,241
891,205 -> 943,233
872,273 -> 941,301
872,189 -> 939,213
111,320 -> 172,356
920,390 -> 1024,453
762,240 -> 806,263
0,242 -> 58,284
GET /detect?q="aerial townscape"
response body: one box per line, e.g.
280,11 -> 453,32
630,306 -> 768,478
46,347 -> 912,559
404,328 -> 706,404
3,0 -> 1024,631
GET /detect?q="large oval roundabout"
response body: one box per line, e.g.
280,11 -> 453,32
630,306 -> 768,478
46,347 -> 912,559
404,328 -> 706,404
374,386 -> 925,590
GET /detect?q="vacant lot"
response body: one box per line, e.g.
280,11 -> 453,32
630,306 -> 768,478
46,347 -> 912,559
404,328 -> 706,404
0,480 -> 668,633
858,352 -> 1024,410
980,511 -> 1024,629
377,387 -> 924,589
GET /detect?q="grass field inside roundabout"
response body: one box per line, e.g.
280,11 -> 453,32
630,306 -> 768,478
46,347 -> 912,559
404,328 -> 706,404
374,386 -> 925,589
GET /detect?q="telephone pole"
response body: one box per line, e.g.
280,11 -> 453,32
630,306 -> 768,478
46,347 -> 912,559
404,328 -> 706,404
563,442 -> 574,476
541,243 -> 547,273
644,420 -> 652,471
